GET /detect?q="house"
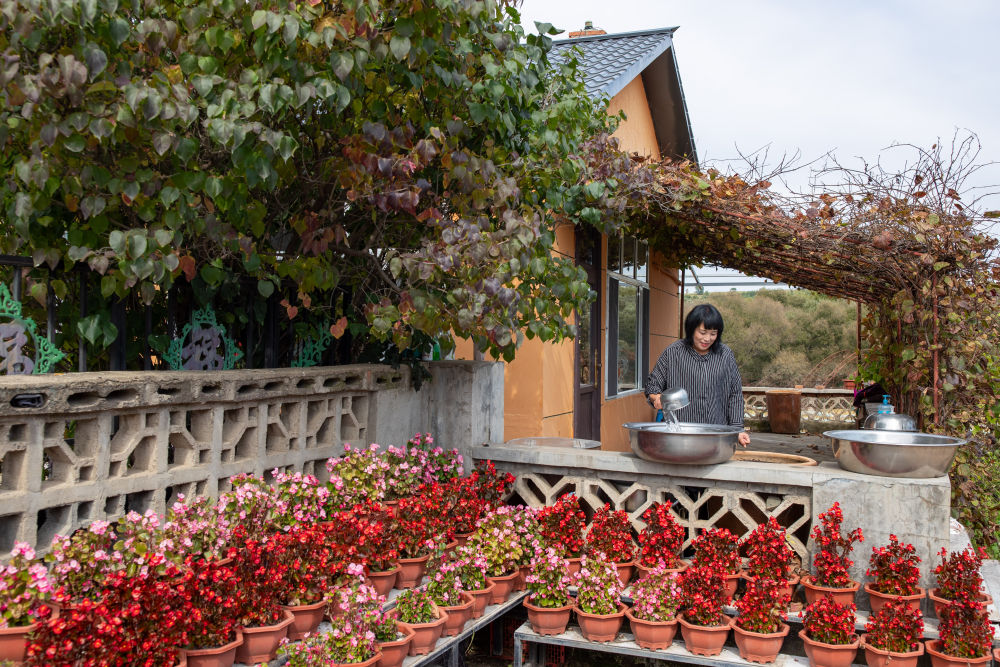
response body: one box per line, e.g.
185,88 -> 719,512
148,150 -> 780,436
457,24 -> 697,450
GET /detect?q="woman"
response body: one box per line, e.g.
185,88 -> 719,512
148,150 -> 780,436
645,304 -> 751,446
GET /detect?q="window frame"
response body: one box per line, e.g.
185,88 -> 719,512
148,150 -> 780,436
605,234 -> 650,399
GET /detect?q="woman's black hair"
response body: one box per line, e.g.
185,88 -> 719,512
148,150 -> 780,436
684,304 -> 725,351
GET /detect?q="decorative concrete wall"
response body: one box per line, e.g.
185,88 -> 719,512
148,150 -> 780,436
0,361 -> 504,557
470,444 -> 950,603
743,387 -> 856,432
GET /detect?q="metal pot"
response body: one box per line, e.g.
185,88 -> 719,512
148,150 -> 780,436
862,412 -> 917,431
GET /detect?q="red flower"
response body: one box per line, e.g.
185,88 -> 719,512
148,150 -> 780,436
585,504 -> 635,562
735,577 -> 790,634
938,598 -> 994,659
742,517 -> 794,581
678,564 -> 726,626
803,594 -> 857,645
810,502 -> 863,587
537,494 -> 586,558
637,501 -> 685,568
691,527 -> 741,574
866,534 -> 921,596
864,598 -> 923,653
935,546 -> 987,603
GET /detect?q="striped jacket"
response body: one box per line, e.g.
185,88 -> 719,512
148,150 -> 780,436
644,339 -> 745,427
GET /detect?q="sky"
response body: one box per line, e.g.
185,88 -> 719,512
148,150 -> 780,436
516,0 -> 1000,290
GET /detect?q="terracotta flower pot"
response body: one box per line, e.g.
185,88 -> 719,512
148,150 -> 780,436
615,560 -> 635,587
678,614 -> 732,656
441,592 -> 474,636
514,564 -> 530,592
332,652 -> 381,667
174,650 -> 187,667
377,623 -> 415,667
799,629 -> 860,667
724,570 -> 743,602
864,584 -> 925,615
281,599 -> 328,640
926,640 -> 993,667
928,588 -> 992,619
860,633 -> 924,667
566,557 -> 582,577
368,565 -> 401,597
993,647 -> 1000,665
400,605 -> 448,656
524,598 -> 572,636
575,603 -> 627,643
0,621 -> 37,664
745,573 -> 799,601
234,609 -> 294,664
625,608 -> 679,650
634,559 -> 688,581
802,577 -> 860,606
396,554 -> 430,589
731,619 -> 790,664
486,571 -> 519,604
454,532 -> 473,548
185,630 -> 244,667
443,540 -> 460,561
468,582 -> 497,618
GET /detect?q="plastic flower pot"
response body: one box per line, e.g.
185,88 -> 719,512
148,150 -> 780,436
514,564 -> 530,592
367,564 -> 401,597
400,605 -> 448,656
625,608 -> 679,650
0,621 -> 37,664
467,581 -> 497,618
234,609 -> 294,664
731,619 -> 790,664
524,599 -> 573,636
928,588 -> 992,619
575,602 -> 627,643
332,652 -> 381,667
863,583 -> 925,615
799,629 -> 860,667
566,557 -> 582,577
396,554 -> 430,589
802,576 -> 860,606
440,592 -> 474,636
926,639 -> 992,667
184,629 -> 244,667
377,623 -> 415,667
486,570 -> 519,604
678,615 -> 732,656
744,573 -> 799,601
860,633 -> 924,667
615,561 -> 635,587
281,599 -> 328,640
634,559 -> 688,581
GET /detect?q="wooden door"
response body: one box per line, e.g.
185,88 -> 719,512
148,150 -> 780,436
574,228 -> 601,440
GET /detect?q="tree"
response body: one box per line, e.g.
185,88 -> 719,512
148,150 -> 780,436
0,0 -> 629,363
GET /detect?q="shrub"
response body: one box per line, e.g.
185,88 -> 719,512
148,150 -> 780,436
810,502 -> 863,587
537,494 -> 586,558
637,501 -> 685,568
573,554 -> 623,616
742,517 -> 795,581
678,565 -> 726,627
585,504 -> 635,562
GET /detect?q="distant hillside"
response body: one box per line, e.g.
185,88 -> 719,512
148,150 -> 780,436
684,290 -> 858,387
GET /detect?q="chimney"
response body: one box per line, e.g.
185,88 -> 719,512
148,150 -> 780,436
568,20 -> 607,38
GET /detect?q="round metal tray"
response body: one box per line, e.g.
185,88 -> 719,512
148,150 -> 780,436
823,429 -> 966,478
623,422 -> 741,465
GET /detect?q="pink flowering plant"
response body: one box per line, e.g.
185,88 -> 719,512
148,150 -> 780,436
271,469 -> 330,526
325,443 -> 389,507
468,507 -> 526,576
407,432 -> 464,483
573,554 -> 624,616
162,494 -> 233,562
426,558 -> 466,607
509,505 -> 543,568
395,588 -> 439,624
219,473 -> 279,540
383,444 -> 425,501
298,571 -> 381,663
453,545 -> 489,591
629,564 -> 681,622
0,542 -> 55,628
525,547 -> 571,608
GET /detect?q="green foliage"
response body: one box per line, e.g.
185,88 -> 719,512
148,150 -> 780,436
685,290 -> 857,386
0,0 -> 623,362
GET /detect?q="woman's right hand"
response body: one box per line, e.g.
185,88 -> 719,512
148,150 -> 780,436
648,393 -> 662,410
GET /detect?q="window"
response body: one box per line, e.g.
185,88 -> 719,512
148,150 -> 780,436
607,234 -> 650,397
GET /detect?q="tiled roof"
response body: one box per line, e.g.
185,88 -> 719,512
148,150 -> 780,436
549,27 -> 678,98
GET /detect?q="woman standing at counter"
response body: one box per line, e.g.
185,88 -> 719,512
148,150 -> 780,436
645,304 -> 751,446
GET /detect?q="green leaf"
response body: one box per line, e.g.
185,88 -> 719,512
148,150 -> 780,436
64,135 -> 86,152
257,279 -> 274,298
84,47 -> 108,80
331,51 -> 353,81
154,228 -> 174,246
152,132 -> 173,156
159,187 -> 180,208
390,35 -> 411,61
901,348 -> 916,362
109,18 -> 130,45
77,313 -> 118,346
126,233 -> 148,258
468,103 -> 490,123
109,230 -> 126,254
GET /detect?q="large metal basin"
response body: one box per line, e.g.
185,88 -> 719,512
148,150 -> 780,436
624,422 -> 741,465
823,429 -> 966,478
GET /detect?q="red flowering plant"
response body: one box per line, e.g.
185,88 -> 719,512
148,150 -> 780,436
938,599 -> 994,658
866,534 -> 921,595
467,459 -> 515,510
734,578 -> 790,634
176,558 -> 245,651
802,595 -> 857,645
525,547 -> 571,608
271,525 -> 343,606
864,598 -> 923,653
585,504 -> 635,563
629,565 -> 682,621
231,528 -> 290,628
573,554 -> 624,616
537,494 -> 586,558
346,502 -> 398,573
395,487 -> 449,558
1,542 -> 55,628
637,501 -> 685,568
810,502 -> 864,587
440,475 -> 488,535
678,565 -> 727,626
27,553 -> 188,667
934,546 -> 987,603
742,517 -> 795,581
691,527 -> 742,575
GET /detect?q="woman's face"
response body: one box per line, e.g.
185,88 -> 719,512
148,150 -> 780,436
692,323 -> 718,354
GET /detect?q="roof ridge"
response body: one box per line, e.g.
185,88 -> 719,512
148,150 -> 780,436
551,26 -> 678,45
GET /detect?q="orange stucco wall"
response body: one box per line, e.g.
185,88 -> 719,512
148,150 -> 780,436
454,74 -> 680,448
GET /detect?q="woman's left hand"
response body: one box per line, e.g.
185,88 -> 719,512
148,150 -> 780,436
737,431 -> 751,447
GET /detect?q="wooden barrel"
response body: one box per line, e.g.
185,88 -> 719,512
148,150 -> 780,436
765,389 -> 802,434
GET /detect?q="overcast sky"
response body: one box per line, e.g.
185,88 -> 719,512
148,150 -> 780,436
518,0 -> 1000,287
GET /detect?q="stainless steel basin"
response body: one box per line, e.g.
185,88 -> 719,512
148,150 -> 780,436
823,429 -> 966,478
624,422 -> 741,464
505,437 -> 601,449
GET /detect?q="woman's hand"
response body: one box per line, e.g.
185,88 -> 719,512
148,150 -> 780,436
648,393 -> 662,410
738,431 -> 751,447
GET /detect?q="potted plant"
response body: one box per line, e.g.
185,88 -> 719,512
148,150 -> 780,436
277,628 -> 381,667
537,494 -> 586,574
677,565 -> 731,656
625,563 -> 682,650
453,546 -> 495,618
799,595 -> 860,667
466,459 -> 515,511
925,599 -> 994,667
0,542 -> 56,664
232,533 -> 295,665
929,546 -> 991,618
371,605 -> 414,667
523,547 -> 572,636
392,491 -> 444,589
572,554 -> 626,643
426,558 -> 473,637
508,505 -> 542,591
162,494 -> 233,563
731,577 -> 791,664
585,504 -> 636,586
861,598 -> 925,667
468,507 -> 525,603
803,503 -> 863,605
348,503 -> 400,596
175,559 -> 246,667
272,525 -> 341,640
636,501 -> 686,578
324,442 -> 389,508
394,588 -> 447,656
692,527 -> 742,601
442,476 -> 487,545
864,534 -> 924,614
742,517 -> 798,598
